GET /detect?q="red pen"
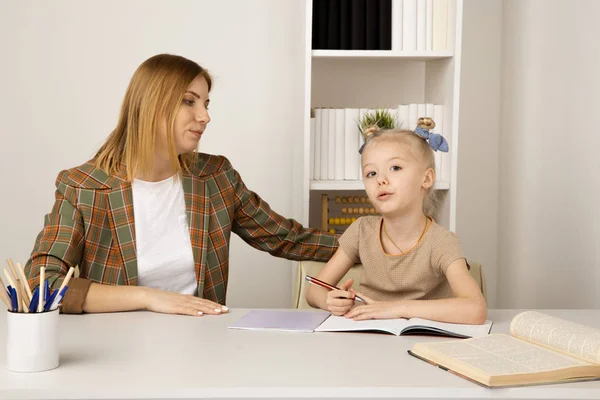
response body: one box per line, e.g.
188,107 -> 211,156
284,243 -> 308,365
305,275 -> 366,303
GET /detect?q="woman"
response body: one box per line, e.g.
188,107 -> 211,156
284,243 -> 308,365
24,54 -> 337,315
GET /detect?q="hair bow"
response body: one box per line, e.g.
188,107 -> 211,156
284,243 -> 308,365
414,126 -> 449,152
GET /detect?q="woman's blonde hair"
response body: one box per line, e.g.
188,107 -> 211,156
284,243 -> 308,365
95,54 -> 213,181
360,125 -> 440,218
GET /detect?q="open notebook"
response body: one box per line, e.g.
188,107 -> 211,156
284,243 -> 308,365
315,315 -> 493,338
229,310 -> 492,339
228,310 -> 331,332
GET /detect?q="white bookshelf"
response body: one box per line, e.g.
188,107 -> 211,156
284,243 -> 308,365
300,0 -> 463,233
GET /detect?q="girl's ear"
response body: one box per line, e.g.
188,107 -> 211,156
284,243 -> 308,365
422,167 -> 435,189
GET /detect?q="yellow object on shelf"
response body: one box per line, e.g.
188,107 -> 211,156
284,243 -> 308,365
319,192 -> 376,233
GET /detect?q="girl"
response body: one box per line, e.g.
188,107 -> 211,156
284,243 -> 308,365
306,119 -> 487,324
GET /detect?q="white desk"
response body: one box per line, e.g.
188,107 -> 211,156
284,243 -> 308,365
1,309 -> 599,399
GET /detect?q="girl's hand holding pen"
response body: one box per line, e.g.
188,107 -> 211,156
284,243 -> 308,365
143,287 -> 228,316
325,278 -> 358,316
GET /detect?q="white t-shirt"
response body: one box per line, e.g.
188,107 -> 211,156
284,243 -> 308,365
131,175 -> 197,295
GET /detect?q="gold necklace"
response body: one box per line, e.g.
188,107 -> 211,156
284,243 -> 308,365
382,217 -> 429,254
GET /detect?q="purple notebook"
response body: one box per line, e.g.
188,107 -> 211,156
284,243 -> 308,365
228,310 -> 332,332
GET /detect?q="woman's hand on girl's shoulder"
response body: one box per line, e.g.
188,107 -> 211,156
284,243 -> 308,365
142,287 -> 228,316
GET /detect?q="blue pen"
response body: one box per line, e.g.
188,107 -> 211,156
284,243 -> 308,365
50,286 -> 68,311
6,286 -> 13,311
9,287 -> 18,312
44,279 -> 50,304
44,289 -> 59,312
29,287 -> 39,313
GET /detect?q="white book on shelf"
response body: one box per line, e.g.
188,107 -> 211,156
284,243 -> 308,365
388,108 -> 397,128
310,117 -> 315,180
426,103 -> 440,178
313,109 -> 322,181
416,0 -> 426,51
433,104 -> 444,127
402,0 -> 417,52
432,0 -> 448,51
357,108 -> 369,178
433,104 -> 449,183
408,103 -> 419,130
397,104 -> 409,130
344,109 -> 360,181
426,0 -> 433,51
441,128 -> 450,182
392,0 -> 403,51
335,109 -> 345,181
320,108 -> 329,180
327,108 -> 336,180
425,103 -> 435,119
417,103 -> 426,122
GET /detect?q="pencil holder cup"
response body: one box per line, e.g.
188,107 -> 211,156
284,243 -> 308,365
6,308 -> 59,372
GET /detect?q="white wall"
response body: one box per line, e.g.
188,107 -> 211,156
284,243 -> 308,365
498,0 -> 600,308
455,0 -> 502,307
0,0 -> 306,308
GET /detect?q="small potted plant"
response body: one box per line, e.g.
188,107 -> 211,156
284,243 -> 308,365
358,108 -> 397,135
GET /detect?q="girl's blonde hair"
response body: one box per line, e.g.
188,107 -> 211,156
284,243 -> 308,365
360,125 -> 440,218
95,54 -> 213,181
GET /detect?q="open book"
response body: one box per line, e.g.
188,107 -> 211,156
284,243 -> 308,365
409,311 -> 600,387
228,310 -> 492,338
315,315 -> 493,339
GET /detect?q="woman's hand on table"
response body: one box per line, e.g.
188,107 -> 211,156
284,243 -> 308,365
143,287 -> 228,316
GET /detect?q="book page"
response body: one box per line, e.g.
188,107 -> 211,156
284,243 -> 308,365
407,318 -> 493,338
315,315 -> 408,335
419,334 -> 592,376
510,311 -> 600,365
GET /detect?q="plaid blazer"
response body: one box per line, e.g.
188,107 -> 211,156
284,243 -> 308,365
24,153 -> 338,313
